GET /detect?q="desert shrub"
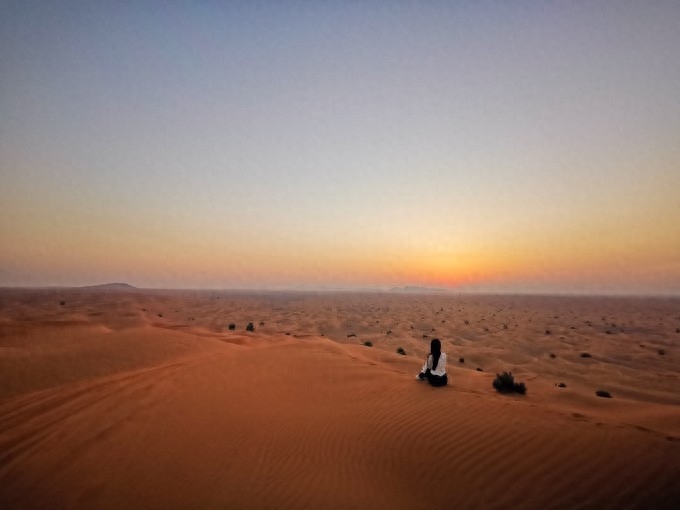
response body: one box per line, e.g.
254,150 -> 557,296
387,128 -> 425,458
396,347 -> 406,355
545,329 -> 551,335
557,382 -> 567,388
246,322 -> 255,332
228,323 -> 236,331
158,313 -> 163,318
476,367 -> 483,372
492,372 -> 527,395
596,390 -> 612,398
387,330 -> 392,335
658,349 -> 666,356
363,341 -> 373,347
459,357 -> 465,363
549,353 -> 556,359
580,352 -> 592,358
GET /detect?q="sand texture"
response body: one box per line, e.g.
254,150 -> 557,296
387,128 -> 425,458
1,289 -> 679,509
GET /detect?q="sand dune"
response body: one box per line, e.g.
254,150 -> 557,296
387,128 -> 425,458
1,289 -> 679,509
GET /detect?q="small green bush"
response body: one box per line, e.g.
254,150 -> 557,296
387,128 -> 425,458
396,347 -> 406,355
363,341 -> 373,347
492,372 -> 527,395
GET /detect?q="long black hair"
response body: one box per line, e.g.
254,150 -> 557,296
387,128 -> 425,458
430,338 -> 442,370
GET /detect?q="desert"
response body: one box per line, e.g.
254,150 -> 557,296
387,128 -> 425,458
1,287 -> 679,509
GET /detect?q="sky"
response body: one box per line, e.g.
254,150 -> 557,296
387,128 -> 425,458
1,1 -> 679,294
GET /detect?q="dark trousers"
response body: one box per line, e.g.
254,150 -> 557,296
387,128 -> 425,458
419,370 -> 448,387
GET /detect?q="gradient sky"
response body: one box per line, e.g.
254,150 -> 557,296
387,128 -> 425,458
1,1 -> 679,294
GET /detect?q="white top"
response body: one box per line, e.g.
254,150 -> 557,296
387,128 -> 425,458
421,352 -> 447,377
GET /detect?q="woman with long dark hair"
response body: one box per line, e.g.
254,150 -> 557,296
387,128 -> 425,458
416,338 -> 448,387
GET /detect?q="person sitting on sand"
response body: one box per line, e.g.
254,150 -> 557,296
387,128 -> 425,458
416,338 -> 448,387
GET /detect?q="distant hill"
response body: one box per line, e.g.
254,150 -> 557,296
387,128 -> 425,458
389,286 -> 450,294
82,283 -> 137,290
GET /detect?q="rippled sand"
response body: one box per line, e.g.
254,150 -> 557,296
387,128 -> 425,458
1,288 -> 679,509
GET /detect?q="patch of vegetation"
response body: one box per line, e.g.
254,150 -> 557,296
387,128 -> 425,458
458,357 -> 465,363
595,390 -> 612,398
363,341 -> 373,347
557,382 -> 567,388
396,347 -> 406,355
492,372 -> 527,395
549,353 -> 557,359
246,322 -> 255,332
228,323 -> 236,330
580,352 -> 592,358
658,349 -> 666,356
545,329 -> 551,335
476,367 -> 483,372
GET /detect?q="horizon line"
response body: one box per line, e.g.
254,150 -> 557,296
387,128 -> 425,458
1,284 -> 678,299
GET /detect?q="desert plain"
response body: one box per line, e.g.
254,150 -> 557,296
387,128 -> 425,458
1,287 -> 679,509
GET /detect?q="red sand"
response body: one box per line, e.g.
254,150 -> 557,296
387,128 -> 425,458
1,289 -> 679,509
